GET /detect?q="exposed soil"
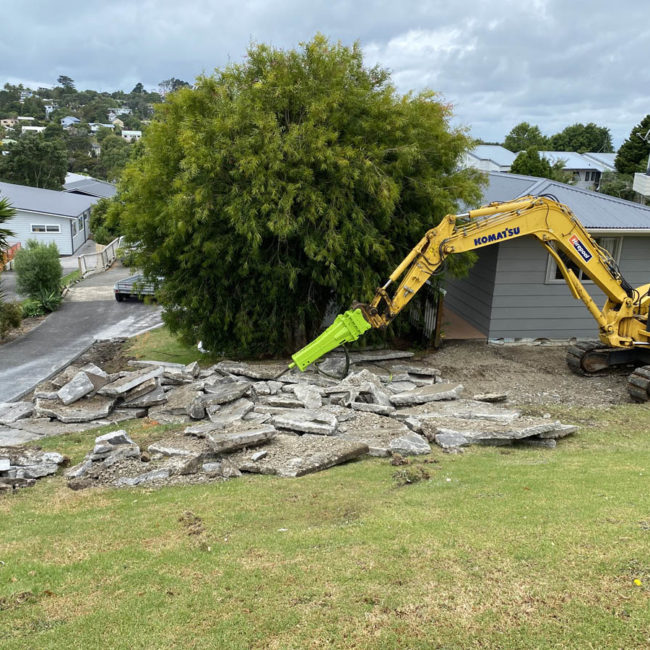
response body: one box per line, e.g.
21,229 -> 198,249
418,340 -> 630,407
0,316 -> 47,346
76,339 -> 135,374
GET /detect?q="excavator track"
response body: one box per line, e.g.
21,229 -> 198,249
627,366 -> 650,403
566,341 -> 607,375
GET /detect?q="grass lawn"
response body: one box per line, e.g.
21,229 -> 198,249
1,334 -> 649,648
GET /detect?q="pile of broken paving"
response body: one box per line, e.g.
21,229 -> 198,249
0,350 -> 577,491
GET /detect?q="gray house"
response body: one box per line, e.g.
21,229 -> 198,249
0,181 -> 96,256
445,172 -> 650,341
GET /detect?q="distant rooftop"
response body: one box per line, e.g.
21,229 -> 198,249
63,174 -> 117,199
467,145 -> 517,168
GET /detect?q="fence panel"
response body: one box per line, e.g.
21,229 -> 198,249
78,236 -> 123,277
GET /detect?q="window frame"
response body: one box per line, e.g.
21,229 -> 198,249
31,224 -> 61,233
545,236 -> 623,284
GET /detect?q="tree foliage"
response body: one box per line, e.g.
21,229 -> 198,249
510,147 -> 569,182
548,122 -> 613,153
0,197 -> 15,252
117,36 -> 484,355
0,134 -> 67,189
615,114 -> 650,174
597,172 -> 637,201
503,122 -> 548,153
14,240 -> 62,300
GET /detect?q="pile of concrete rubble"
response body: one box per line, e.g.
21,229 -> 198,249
0,350 -> 577,489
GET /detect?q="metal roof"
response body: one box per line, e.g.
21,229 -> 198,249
539,151 -> 605,171
0,180 -> 96,218
63,178 -> 117,199
478,172 -> 650,231
582,152 -> 617,170
468,145 -> 517,167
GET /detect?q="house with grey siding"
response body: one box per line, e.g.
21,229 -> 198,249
445,172 -> 650,341
0,181 -> 96,256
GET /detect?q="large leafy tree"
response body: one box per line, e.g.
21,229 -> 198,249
510,147 -> 569,182
503,122 -> 548,153
548,122 -> 613,153
615,115 -> 650,174
118,36 -> 484,355
0,133 -> 67,189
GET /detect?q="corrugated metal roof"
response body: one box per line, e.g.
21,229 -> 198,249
468,145 -> 517,167
582,152 -> 617,170
0,180 -> 96,218
63,178 -> 117,199
480,172 -> 650,231
539,151 -> 604,170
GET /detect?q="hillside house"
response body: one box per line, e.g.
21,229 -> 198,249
61,116 -> 81,128
0,181 -> 95,255
21,126 -> 46,135
444,172 -> 650,341
121,130 -> 141,142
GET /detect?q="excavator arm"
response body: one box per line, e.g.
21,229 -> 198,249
290,196 -> 650,372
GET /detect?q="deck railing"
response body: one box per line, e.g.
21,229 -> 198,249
77,236 -> 123,277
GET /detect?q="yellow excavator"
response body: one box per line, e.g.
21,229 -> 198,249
289,195 -> 650,402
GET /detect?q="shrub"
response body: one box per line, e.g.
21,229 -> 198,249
21,299 -> 46,318
0,300 -> 22,338
36,288 -> 63,312
14,240 -> 62,300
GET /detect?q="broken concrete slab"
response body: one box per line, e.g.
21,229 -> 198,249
350,402 -> 396,416
388,432 -> 432,456
160,384 -> 205,420
98,366 -> 164,397
206,398 -> 254,426
229,433 -> 368,477
272,409 -> 338,436
212,361 -> 281,381
202,380 -> 251,404
395,400 -> 521,423
422,416 -> 564,448
80,363 -> 110,390
57,371 -> 96,405
292,384 -> 323,409
390,364 -> 441,377
390,383 -> 464,406
0,402 -> 34,424
115,469 -> 171,487
122,384 -> 167,408
209,425 -> 276,454
0,447 -> 66,481
473,393 -> 508,403
35,394 -> 116,423
537,423 -> 578,439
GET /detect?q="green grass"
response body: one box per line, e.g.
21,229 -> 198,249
123,327 -> 216,366
61,269 -> 82,288
1,404 -> 650,648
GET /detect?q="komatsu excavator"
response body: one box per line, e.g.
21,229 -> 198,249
289,195 -> 650,402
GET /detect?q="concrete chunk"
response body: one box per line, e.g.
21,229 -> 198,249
0,402 -> 34,424
272,409 -> 338,436
35,395 -> 116,423
229,433 -> 368,477
57,371 -> 96,405
209,425 -> 276,454
293,384 -> 323,409
390,383 -> 464,406
203,380 -> 251,404
388,432 -> 432,455
98,366 -> 164,396
207,398 -> 254,426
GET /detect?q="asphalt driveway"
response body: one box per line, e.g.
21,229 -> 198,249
0,264 -> 162,402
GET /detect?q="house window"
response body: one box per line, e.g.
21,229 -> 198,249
545,237 -> 622,284
31,224 -> 60,233
71,220 -> 77,236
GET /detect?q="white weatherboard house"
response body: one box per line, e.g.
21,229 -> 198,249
445,172 -> 650,341
0,181 -> 96,255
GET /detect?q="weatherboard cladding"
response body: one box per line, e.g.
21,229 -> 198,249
0,180 -> 96,218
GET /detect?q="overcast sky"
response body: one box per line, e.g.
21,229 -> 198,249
3,0 -> 649,148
